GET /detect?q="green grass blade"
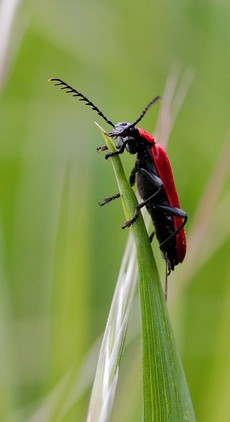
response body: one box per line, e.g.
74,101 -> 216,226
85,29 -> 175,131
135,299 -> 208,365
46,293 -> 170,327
87,232 -> 138,422
97,125 -> 195,421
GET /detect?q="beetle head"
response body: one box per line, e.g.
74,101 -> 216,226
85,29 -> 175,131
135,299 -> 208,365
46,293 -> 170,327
107,122 -> 140,154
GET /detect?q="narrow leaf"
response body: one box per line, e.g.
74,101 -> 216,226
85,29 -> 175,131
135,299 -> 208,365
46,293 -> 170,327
96,125 -> 195,421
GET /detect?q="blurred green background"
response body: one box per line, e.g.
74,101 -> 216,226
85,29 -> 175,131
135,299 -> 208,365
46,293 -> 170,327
0,0 -> 230,420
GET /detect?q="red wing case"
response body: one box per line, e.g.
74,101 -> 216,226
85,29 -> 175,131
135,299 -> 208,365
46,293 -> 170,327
151,142 -> 186,263
137,129 -> 186,263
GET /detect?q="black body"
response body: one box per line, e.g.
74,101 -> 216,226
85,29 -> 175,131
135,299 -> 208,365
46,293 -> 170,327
116,126 -> 179,272
134,142 -> 178,271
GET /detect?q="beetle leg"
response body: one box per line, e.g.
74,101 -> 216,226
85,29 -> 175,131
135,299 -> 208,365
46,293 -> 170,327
96,145 -> 108,152
122,188 -> 162,228
133,167 -> 188,244
149,230 -> 156,243
153,204 -> 188,247
105,139 -> 128,160
122,168 -> 163,228
129,164 -> 138,186
99,193 -> 121,206
129,159 -> 143,186
139,167 -> 164,187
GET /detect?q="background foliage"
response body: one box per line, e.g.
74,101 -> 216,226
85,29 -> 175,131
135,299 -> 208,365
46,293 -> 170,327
0,0 -> 230,420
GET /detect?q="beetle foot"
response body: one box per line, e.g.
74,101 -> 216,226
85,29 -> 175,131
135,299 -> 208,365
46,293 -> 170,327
96,145 -> 108,152
122,216 -> 137,229
99,193 -> 120,206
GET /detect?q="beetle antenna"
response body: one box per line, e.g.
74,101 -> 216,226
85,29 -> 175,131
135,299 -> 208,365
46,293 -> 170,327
49,78 -> 115,128
130,95 -> 161,127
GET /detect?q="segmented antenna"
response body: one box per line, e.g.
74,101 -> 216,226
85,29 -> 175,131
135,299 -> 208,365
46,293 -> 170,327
130,95 -> 161,127
49,78 -> 115,128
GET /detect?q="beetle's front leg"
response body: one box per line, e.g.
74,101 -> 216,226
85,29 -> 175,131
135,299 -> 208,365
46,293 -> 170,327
104,139 -> 128,160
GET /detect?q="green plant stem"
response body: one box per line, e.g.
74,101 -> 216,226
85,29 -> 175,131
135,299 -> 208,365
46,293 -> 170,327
97,124 -> 195,421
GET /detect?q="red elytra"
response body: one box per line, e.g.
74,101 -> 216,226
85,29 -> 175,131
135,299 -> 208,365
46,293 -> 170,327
137,127 -> 186,263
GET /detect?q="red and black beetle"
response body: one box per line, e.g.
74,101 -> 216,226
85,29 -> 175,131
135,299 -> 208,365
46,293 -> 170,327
49,78 -> 187,277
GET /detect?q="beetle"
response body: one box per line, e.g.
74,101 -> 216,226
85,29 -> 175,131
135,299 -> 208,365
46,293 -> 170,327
49,78 -> 187,281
